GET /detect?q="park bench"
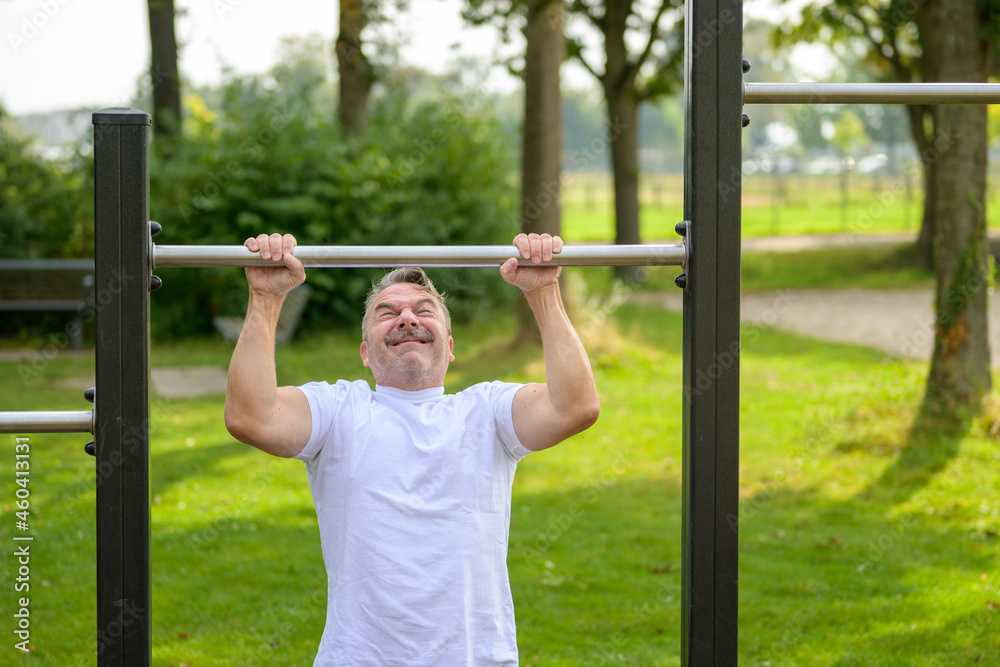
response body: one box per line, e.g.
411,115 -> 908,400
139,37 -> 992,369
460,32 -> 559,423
212,283 -> 312,345
0,259 -> 94,348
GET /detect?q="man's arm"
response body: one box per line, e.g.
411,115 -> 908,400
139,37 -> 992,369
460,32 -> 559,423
224,233 -> 312,458
500,233 -> 600,452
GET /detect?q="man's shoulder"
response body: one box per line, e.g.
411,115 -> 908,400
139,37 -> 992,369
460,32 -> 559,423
298,378 -> 373,400
453,380 -> 525,403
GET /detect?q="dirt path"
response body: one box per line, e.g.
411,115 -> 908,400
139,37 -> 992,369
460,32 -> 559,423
632,287 -> 1000,367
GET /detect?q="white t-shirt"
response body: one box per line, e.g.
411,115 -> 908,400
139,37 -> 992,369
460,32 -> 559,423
294,379 -> 531,667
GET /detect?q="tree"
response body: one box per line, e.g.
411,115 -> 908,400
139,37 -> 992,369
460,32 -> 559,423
147,0 -> 181,142
521,0 -> 564,243
778,0 -> 996,268
923,0 -> 992,409
782,0 -> 996,410
566,0 -> 683,279
462,0 -> 566,340
517,0 -> 565,339
462,0 -> 565,248
337,0 -> 376,135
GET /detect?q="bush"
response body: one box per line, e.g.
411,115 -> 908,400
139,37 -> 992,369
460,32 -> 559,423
149,67 -> 519,338
0,105 -> 94,341
0,106 -> 91,259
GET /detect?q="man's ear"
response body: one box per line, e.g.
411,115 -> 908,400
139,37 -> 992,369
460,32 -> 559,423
448,336 -> 455,362
360,340 -> 369,367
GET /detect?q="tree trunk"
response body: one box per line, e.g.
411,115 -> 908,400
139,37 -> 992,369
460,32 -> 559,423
924,0 -> 991,410
915,150 -> 936,268
603,0 -> 643,282
912,3 -> 941,270
517,0 -> 565,342
607,89 -> 641,284
147,0 -> 181,142
337,0 -> 374,136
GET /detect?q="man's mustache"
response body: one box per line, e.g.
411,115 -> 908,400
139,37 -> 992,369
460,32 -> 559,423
385,328 -> 435,345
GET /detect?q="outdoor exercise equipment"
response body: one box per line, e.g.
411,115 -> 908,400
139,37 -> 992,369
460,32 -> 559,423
2,1 -> 999,664
153,242 -> 687,268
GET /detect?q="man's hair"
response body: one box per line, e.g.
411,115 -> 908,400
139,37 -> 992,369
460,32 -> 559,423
362,267 -> 451,341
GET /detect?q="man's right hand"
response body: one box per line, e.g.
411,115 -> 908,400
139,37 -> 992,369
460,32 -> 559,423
244,233 -> 306,297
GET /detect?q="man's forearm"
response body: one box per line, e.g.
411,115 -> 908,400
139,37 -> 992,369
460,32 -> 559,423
224,291 -> 285,438
524,283 -> 599,418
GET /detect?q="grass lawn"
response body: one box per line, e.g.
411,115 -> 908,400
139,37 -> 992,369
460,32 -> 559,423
2,273 -> 1000,664
561,172 -> 1000,242
632,242 -> 938,295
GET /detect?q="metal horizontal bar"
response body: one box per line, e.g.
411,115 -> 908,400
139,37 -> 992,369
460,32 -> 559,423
154,243 -> 687,268
744,82 -> 1000,105
0,410 -> 94,434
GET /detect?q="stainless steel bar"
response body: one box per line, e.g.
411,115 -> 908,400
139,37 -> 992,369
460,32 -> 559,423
744,82 -> 1000,105
154,243 -> 687,268
0,410 -> 94,434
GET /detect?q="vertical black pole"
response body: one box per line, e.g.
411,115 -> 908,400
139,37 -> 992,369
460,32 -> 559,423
681,0 -> 742,664
92,108 -> 152,667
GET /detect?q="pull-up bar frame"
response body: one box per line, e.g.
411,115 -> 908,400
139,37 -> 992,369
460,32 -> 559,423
744,81 -> 1000,104
6,1 -> 997,663
0,411 -> 94,434
153,242 -> 687,268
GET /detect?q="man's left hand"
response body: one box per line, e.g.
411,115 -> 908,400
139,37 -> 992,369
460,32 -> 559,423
500,233 -> 563,295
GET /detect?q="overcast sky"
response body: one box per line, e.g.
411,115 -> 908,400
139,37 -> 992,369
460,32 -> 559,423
1,0 -> 814,116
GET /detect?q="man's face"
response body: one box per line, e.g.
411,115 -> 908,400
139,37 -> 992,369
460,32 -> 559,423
360,283 -> 455,390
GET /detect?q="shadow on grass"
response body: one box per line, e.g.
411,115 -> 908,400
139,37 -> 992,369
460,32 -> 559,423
852,393 -> 972,507
144,472 -> 685,666
737,477 -> 1000,666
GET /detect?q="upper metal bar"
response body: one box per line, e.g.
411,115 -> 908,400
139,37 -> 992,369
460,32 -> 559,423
153,243 -> 687,268
744,82 -> 1000,105
0,410 -> 93,434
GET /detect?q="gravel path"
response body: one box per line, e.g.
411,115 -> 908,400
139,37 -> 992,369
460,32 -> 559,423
631,287 -> 1000,367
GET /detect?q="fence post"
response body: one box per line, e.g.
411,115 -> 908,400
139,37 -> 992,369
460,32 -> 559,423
681,0 -> 742,664
92,108 -> 152,667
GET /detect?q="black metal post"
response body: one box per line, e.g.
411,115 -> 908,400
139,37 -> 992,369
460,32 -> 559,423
681,0 -> 742,664
92,108 -> 152,667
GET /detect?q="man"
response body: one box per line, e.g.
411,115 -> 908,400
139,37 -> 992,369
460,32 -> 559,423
224,232 -> 599,666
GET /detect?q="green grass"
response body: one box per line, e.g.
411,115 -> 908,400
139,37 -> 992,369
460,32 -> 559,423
3,285 -> 1000,664
561,172 -> 1000,242
632,243 -> 938,294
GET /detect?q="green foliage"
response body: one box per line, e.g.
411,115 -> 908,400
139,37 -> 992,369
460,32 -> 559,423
831,109 -> 869,155
146,60 -> 519,338
0,107 -> 91,258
